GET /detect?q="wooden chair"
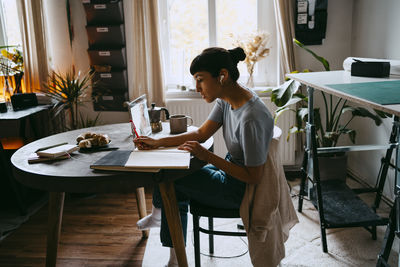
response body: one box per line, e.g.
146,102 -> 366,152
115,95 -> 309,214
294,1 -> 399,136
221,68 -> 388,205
189,126 -> 285,267
298,124 -> 390,253
189,201 -> 246,267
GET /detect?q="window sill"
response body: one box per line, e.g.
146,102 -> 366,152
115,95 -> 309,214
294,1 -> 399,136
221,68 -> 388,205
165,85 -> 273,99
166,89 -> 201,99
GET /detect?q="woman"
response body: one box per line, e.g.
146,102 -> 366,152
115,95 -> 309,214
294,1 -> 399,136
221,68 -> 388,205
134,47 -> 274,266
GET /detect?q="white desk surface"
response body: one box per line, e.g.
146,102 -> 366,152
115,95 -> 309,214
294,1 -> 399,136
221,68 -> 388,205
287,70 -> 400,117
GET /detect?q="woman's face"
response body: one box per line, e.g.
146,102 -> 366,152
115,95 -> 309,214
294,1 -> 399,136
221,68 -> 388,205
193,71 -> 220,103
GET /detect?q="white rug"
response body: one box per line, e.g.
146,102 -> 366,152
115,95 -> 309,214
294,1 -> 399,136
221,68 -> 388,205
143,185 -> 399,267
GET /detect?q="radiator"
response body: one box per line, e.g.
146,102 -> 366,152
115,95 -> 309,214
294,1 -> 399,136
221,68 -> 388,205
166,97 -> 296,165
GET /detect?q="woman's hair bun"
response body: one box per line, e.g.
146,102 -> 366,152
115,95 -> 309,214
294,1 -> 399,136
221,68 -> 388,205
228,47 -> 246,64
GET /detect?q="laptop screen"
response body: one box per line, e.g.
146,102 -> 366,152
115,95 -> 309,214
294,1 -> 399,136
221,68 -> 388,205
128,94 -> 152,137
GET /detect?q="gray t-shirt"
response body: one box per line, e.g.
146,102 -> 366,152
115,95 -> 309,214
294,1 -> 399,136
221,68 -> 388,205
207,91 -> 274,167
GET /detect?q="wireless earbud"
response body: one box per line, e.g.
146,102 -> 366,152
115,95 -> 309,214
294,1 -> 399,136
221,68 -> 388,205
219,75 -> 224,83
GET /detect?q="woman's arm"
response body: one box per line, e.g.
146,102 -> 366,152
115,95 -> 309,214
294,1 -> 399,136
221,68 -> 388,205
178,141 -> 264,184
134,119 -> 221,149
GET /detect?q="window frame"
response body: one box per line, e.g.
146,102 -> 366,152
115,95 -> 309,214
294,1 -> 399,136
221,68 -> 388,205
159,0 -> 279,98
0,2 -> 7,47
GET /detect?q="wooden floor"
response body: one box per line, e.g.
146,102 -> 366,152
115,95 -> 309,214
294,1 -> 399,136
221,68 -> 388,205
0,191 -> 152,266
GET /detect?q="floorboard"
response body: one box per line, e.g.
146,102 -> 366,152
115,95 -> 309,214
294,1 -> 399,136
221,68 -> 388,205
0,190 -> 152,267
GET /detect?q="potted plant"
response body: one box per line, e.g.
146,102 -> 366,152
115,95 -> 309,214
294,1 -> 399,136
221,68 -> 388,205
43,67 -> 98,130
269,39 -> 389,180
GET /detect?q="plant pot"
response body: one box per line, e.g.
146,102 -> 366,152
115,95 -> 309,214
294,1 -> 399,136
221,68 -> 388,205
317,153 -> 348,182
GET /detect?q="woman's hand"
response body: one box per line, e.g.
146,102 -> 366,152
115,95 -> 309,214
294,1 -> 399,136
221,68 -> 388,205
178,141 -> 209,162
133,136 -> 160,150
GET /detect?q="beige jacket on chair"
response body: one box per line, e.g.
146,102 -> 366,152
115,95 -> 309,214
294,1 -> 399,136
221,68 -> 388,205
240,127 -> 299,267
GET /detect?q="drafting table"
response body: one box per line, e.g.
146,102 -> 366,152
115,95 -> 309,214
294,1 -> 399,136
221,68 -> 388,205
287,70 -> 400,265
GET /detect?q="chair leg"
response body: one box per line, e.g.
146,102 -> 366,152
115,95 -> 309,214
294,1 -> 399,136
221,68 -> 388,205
208,217 -> 214,254
1,144 -> 26,215
298,150 -> 308,213
320,224 -> 328,253
193,214 -> 201,267
377,201 -> 396,266
372,226 -> 377,240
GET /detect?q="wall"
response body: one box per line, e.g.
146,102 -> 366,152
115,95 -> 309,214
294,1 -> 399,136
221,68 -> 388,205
292,0 -> 354,165
348,0 -> 400,200
43,0 -> 129,125
294,0 -> 354,72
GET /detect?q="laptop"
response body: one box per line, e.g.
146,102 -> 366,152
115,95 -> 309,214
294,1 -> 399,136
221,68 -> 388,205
128,94 -> 152,137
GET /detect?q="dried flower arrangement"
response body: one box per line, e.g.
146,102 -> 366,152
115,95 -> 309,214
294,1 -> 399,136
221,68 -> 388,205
231,32 -> 271,87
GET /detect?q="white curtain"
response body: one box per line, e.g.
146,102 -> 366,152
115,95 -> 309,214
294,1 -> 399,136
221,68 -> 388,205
130,0 -> 164,105
16,0 -> 49,92
274,0 -> 296,83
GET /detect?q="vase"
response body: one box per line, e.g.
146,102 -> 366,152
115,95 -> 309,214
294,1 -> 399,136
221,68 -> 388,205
246,74 -> 254,88
13,72 -> 24,94
2,76 -> 13,110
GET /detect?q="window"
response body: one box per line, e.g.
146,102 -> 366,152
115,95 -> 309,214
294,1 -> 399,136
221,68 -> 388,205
0,0 -> 22,48
158,0 -> 277,94
0,0 -> 24,96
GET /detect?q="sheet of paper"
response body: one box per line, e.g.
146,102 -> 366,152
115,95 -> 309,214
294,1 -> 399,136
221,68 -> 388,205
134,146 -> 187,153
125,150 -> 190,169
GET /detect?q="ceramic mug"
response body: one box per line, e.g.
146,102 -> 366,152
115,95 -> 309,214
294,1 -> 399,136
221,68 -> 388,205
169,114 -> 193,134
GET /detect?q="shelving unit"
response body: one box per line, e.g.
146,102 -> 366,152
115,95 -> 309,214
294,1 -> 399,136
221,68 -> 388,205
82,0 -> 128,111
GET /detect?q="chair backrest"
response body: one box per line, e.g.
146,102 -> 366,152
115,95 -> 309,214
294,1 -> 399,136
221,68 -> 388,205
272,125 -> 282,140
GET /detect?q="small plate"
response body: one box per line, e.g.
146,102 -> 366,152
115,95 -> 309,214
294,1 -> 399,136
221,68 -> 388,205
79,141 -> 113,152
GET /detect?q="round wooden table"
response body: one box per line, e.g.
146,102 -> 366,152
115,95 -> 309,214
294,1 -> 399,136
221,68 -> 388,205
11,123 -> 213,267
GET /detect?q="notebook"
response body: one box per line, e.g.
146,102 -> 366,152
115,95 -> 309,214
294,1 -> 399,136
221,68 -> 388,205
36,144 -> 79,158
28,153 -> 71,164
90,148 -> 191,172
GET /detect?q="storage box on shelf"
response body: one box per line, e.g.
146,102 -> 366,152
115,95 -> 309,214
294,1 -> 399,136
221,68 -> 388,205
83,0 -> 124,25
87,48 -> 126,69
86,25 -> 125,47
83,0 -> 128,112
92,91 -> 128,112
93,70 -> 128,89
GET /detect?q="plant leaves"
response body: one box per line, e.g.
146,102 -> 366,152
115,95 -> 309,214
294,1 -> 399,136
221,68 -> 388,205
271,79 -> 301,107
287,126 -> 303,142
298,107 -> 308,121
42,68 -> 95,129
349,106 -> 383,126
336,127 -> 356,144
373,108 -> 393,119
294,39 -> 330,71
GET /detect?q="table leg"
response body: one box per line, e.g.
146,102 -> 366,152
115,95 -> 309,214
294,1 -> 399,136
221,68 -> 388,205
19,118 -> 27,140
46,192 -> 65,267
135,187 -> 149,238
159,181 -> 188,267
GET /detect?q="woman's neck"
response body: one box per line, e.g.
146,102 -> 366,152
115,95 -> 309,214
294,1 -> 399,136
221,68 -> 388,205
220,83 -> 253,110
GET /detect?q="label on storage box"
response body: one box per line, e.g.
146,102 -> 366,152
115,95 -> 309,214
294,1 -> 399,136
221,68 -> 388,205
94,4 -> 106,9
297,14 -> 307,24
297,0 -> 308,13
98,51 -> 110,56
97,27 -> 109,33
82,0 -> 90,3
102,96 -> 114,101
100,73 -> 112,78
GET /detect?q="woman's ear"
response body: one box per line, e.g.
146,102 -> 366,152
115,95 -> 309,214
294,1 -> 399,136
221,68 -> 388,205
219,69 -> 229,83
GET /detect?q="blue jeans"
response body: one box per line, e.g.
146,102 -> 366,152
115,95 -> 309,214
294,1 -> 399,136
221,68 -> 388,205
153,154 -> 246,247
